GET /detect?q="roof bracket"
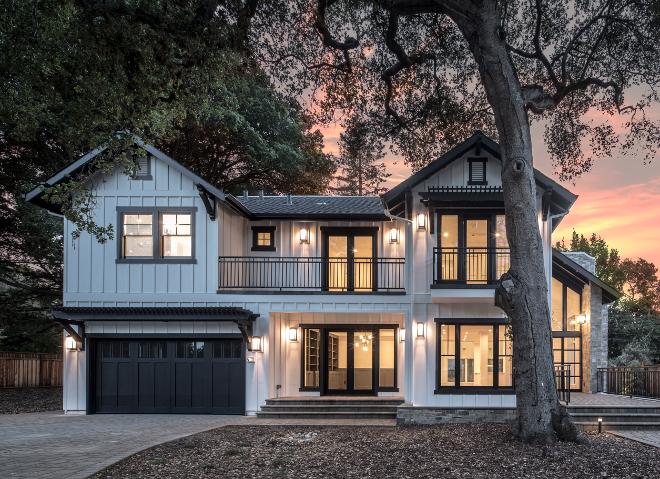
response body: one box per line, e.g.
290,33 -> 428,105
54,319 -> 85,351
234,314 -> 259,344
196,184 -> 216,221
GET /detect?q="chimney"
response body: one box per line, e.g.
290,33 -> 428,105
563,252 -> 596,274
242,189 -> 248,200
286,192 -> 292,205
258,188 -> 264,200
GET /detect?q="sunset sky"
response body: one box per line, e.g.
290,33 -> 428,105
319,121 -> 660,270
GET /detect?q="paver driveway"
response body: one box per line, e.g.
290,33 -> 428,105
0,410 -> 252,479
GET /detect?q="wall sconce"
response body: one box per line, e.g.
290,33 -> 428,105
389,228 -> 400,244
299,227 -> 310,244
417,213 -> 426,230
249,336 -> 262,352
598,417 -> 602,434
288,327 -> 299,342
399,329 -> 406,342
576,314 -> 587,325
65,334 -> 78,350
416,322 -> 425,338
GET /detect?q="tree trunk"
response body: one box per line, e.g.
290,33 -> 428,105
449,4 -> 587,445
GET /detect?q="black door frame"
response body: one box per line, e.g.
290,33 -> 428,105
320,227 -> 379,291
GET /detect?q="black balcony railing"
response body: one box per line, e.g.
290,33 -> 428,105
218,256 -> 405,292
433,247 -> 510,284
597,366 -> 660,399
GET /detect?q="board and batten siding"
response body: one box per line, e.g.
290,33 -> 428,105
63,156 -> 218,299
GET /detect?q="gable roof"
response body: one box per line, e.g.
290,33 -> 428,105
231,195 -> 389,220
552,249 -> 622,304
23,140 -> 225,214
381,132 -> 578,229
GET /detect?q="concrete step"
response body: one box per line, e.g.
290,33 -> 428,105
265,397 -> 404,406
569,413 -> 660,423
567,406 -> 660,415
261,404 -> 399,413
255,411 -> 396,419
574,421 -> 660,432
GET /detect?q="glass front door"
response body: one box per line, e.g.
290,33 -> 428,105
325,330 -> 374,395
324,230 -> 376,291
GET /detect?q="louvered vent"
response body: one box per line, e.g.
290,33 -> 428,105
136,157 -> 149,177
469,159 -> 486,184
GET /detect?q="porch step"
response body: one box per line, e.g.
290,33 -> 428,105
257,397 -> 404,420
567,405 -> 660,432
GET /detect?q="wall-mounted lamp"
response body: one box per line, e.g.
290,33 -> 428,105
598,417 -> 602,434
576,314 -> 587,325
299,227 -> 310,244
288,327 -> 299,342
417,213 -> 426,230
249,336 -> 262,352
416,322 -> 425,338
65,334 -> 78,350
399,329 -> 406,342
389,228 -> 400,244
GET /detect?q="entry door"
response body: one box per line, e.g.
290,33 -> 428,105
325,330 -> 374,395
324,232 -> 376,291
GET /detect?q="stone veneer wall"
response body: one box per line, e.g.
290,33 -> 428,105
397,405 -> 517,425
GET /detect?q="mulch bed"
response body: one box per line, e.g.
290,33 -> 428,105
0,387 -> 63,414
91,424 -> 658,478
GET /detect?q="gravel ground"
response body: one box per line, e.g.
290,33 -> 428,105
0,387 -> 63,414
90,424 -> 659,479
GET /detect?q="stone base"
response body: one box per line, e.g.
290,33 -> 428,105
396,405 -> 517,425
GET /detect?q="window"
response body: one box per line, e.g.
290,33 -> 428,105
468,158 -> 488,185
176,341 -> 205,358
552,275 -> 583,390
117,207 -> 196,264
436,321 -> 513,392
212,339 -> 242,359
134,156 -> 152,180
321,227 -> 378,291
138,341 -> 167,359
552,277 -> 582,332
251,226 -> 276,251
102,341 -> 131,359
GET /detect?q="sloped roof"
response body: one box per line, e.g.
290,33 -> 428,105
552,250 -> 622,304
232,195 -> 389,220
381,132 -> 578,229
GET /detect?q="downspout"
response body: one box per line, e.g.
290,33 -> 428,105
546,210 -> 569,321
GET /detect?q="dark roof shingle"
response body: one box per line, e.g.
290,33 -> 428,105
233,195 -> 389,219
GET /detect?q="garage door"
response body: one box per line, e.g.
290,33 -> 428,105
95,338 -> 245,414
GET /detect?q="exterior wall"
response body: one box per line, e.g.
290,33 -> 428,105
397,405 -> 516,425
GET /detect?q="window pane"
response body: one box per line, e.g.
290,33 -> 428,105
460,326 -> 493,387
498,326 -> 513,387
177,225 -> 191,236
122,342 -> 130,358
124,236 -> 153,257
149,342 -> 158,359
354,236 -> 373,291
102,342 -> 111,358
304,329 -> 320,387
379,329 -> 395,388
159,342 -> 167,358
163,236 -> 191,257
440,216 -> 458,282
353,331 -> 372,390
257,232 -> 270,246
440,325 -> 455,387
195,341 -> 205,358
495,215 -> 510,278
176,342 -> 185,358
328,237 -> 348,290
138,341 -> 149,358
232,340 -> 241,358
177,214 -> 190,225
566,288 -> 581,331
440,324 -> 455,355
495,215 -> 508,247
162,214 -> 177,235
124,224 -> 139,235
465,220 -> 488,283
186,342 -> 195,358
552,278 -> 563,331
112,341 -> 121,358
213,341 -> 223,359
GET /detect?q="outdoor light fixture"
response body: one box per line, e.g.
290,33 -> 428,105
288,327 -> 298,342
416,322 -> 425,338
249,336 -> 262,352
390,228 -> 400,244
417,213 -> 426,230
576,314 -> 587,324
399,329 -> 406,342
598,417 -> 602,434
299,227 -> 310,244
65,334 -> 77,350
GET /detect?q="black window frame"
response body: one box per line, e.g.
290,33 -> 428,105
116,206 -> 197,264
320,226 -> 379,292
251,226 -> 277,252
551,274 -> 584,391
434,318 -> 515,394
467,157 -> 488,185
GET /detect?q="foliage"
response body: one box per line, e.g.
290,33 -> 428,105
334,115 -> 390,196
608,306 -> 660,366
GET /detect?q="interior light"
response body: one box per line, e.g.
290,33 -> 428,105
495,233 -> 500,237
288,327 -> 298,342
363,346 -> 368,351
399,329 -> 405,342
299,227 -> 310,244
353,249 -> 358,253
417,213 -> 426,230
355,342 -> 359,347
443,232 -> 448,237
390,228 -> 400,244
249,336 -> 262,352
416,322 -> 425,338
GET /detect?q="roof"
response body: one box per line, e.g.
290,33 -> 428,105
51,306 -> 258,321
552,250 -> 622,304
232,195 -> 390,220
381,132 -> 578,229
23,139 -> 226,214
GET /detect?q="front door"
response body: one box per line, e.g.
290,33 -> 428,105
325,330 -> 374,395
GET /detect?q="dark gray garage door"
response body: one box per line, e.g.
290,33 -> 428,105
95,339 -> 245,414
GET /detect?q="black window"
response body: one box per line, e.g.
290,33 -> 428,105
212,339 -> 242,359
176,341 -> 205,358
468,158 -> 488,185
251,226 -> 276,251
102,341 -> 131,359
138,341 -> 167,359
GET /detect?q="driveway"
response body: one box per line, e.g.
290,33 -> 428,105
0,410 -> 253,479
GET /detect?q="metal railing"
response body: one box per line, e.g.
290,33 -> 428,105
218,256 -> 405,292
597,366 -> 660,399
433,247 -> 510,284
555,365 -> 571,404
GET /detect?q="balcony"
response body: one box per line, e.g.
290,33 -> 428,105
218,256 -> 406,292
432,247 -> 510,286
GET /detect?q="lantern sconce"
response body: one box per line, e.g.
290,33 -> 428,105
576,314 -> 587,325
416,322 -> 425,338
249,336 -> 262,352
288,327 -> 299,342
417,213 -> 426,230
399,329 -> 406,342
389,228 -> 400,244
299,227 -> 310,244
65,334 -> 79,351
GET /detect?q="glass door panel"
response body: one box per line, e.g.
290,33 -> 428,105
353,331 -> 373,391
440,216 -> 459,281
465,219 -> 488,283
459,326 -> 493,386
495,215 -> 510,278
327,332 -> 347,391
353,236 -> 373,291
378,329 -> 395,388
304,329 -> 320,387
328,237 -> 348,291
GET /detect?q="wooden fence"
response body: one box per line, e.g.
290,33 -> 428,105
0,352 -> 63,388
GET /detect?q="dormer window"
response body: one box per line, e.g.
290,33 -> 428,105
468,158 -> 487,185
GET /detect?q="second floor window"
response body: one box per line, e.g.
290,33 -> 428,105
123,214 -> 153,258
162,214 -> 191,257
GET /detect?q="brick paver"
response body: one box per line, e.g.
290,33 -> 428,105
609,430 -> 660,448
0,411 -> 394,479
567,393 -> 660,407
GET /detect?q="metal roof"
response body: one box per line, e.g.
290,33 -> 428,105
51,306 -> 258,321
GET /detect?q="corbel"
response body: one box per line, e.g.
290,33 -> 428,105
196,184 -> 216,221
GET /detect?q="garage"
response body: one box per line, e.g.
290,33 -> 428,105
94,338 -> 245,414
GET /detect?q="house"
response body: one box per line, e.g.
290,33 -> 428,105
25,133 -> 620,421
